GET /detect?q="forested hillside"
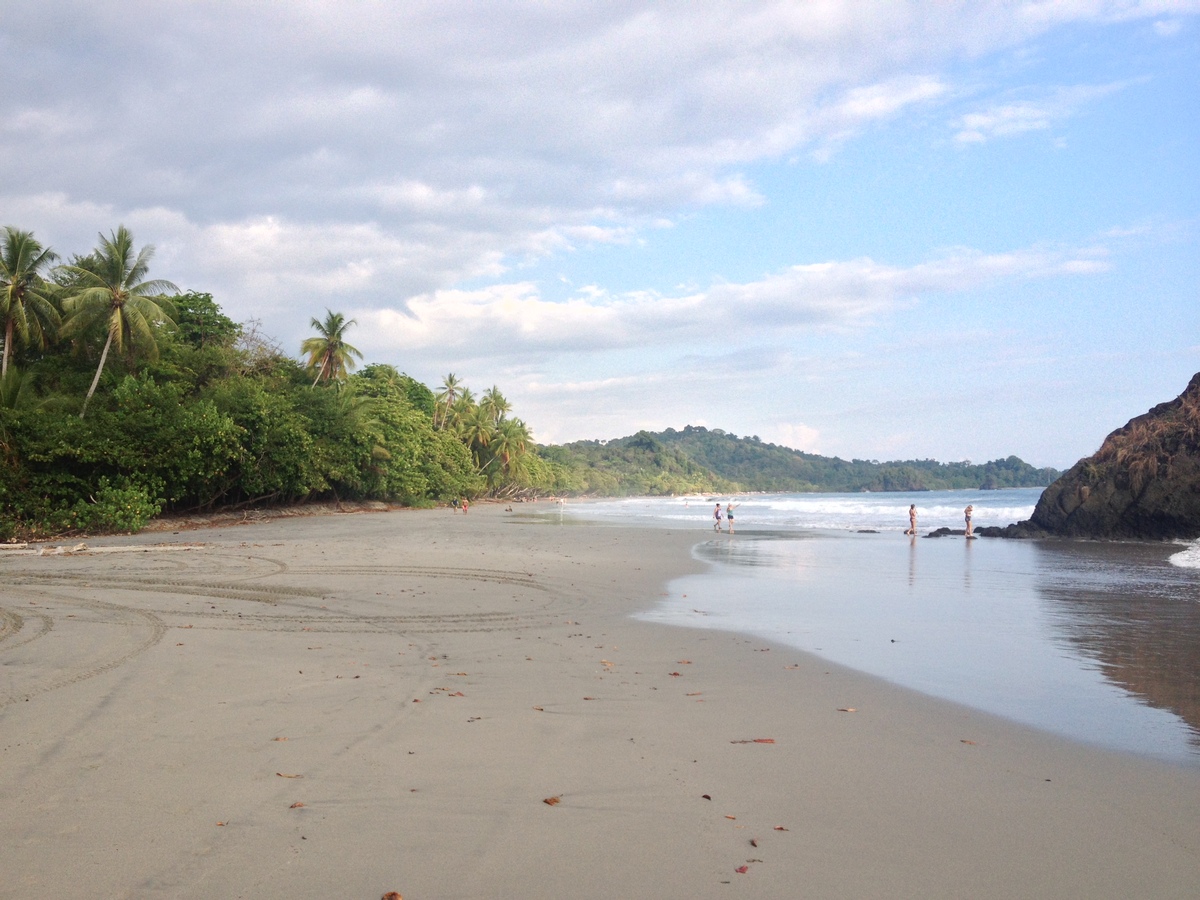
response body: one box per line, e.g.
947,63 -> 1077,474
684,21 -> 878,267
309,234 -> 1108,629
550,426 -> 1058,495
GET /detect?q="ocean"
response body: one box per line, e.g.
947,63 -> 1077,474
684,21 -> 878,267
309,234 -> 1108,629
562,489 -> 1200,765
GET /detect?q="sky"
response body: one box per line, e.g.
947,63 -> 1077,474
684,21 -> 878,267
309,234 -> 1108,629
2,1 -> 1197,469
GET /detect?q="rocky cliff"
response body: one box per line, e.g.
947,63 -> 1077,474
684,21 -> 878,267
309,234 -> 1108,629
994,373 -> 1200,539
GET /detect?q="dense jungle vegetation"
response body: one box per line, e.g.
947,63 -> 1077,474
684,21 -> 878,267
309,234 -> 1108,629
0,225 -> 583,538
0,224 -> 1057,538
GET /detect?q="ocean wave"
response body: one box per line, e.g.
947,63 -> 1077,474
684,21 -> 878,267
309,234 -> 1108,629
1168,541 -> 1200,569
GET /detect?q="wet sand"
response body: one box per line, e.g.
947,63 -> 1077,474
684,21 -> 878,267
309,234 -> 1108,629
1,506 -> 1197,899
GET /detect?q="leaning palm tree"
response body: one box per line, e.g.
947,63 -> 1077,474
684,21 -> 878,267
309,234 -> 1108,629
59,226 -> 178,417
0,227 -> 61,378
434,373 -> 463,429
302,310 -> 363,386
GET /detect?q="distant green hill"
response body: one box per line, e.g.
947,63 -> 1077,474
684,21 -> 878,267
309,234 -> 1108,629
543,426 -> 1059,495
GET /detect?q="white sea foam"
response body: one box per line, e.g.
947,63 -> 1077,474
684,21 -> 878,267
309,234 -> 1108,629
1169,540 -> 1200,569
571,489 -> 1041,533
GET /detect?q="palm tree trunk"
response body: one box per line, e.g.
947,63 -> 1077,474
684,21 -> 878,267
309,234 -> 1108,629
80,331 -> 114,418
2,318 -> 12,379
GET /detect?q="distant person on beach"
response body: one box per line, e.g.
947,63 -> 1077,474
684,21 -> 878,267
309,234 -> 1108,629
462,497 -> 469,514
726,502 -> 739,533
906,504 -> 917,535
713,503 -> 723,532
964,504 -> 973,537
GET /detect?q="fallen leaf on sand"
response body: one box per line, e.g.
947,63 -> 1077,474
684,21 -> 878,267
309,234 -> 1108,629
456,672 -> 468,676
701,794 -> 711,800
601,660 -> 614,667
272,737 -> 288,742
412,698 -> 421,703
289,802 -> 305,809
677,660 -> 692,664
382,892 -> 403,900
730,738 -> 775,744
215,821 -> 226,826
276,773 -> 303,778
668,672 -> 682,677
961,739 -> 977,745
686,692 -> 702,696
543,796 -> 561,806
837,708 -> 857,713
725,815 -> 737,820
450,691 -> 464,697
583,696 -> 595,700
533,706 -> 544,711
735,865 -> 749,874
774,826 -> 789,831
750,838 -> 758,847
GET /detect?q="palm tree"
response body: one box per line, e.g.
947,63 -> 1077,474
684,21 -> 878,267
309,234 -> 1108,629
434,373 -> 463,429
459,404 -> 495,471
444,388 -> 476,434
0,227 -> 61,378
489,416 -> 530,486
60,226 -> 178,417
302,310 -> 363,386
479,385 -> 511,425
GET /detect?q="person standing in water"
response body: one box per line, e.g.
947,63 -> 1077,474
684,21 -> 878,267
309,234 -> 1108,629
726,501 -> 739,534
713,503 -> 723,532
964,504 -> 974,537
906,504 -> 917,535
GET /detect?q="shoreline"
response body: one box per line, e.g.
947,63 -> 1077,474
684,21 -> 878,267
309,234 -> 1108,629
2,506 -> 1198,898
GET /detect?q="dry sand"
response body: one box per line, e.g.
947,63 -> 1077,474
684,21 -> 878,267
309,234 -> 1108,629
1,505 -> 1197,899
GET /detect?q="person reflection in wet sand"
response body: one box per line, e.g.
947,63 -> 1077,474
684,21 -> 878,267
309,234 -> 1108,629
909,533 -> 918,587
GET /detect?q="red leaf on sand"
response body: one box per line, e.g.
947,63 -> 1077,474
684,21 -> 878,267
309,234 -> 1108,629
725,815 -> 737,820
735,865 -> 749,874
669,672 -> 682,677
382,892 -> 403,900
543,796 -> 561,806
701,794 -> 711,800
583,696 -> 595,700
215,821 -> 226,826
774,826 -> 788,831
289,802 -> 304,809
450,691 -> 465,697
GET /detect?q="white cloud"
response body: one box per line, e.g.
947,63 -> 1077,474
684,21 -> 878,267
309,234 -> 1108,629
954,81 -> 1134,144
355,240 -> 1112,363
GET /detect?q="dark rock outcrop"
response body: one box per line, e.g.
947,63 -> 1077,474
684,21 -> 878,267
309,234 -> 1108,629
1003,373 -> 1200,540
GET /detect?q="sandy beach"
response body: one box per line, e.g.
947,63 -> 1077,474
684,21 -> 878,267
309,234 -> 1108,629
2,505 -> 1198,899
